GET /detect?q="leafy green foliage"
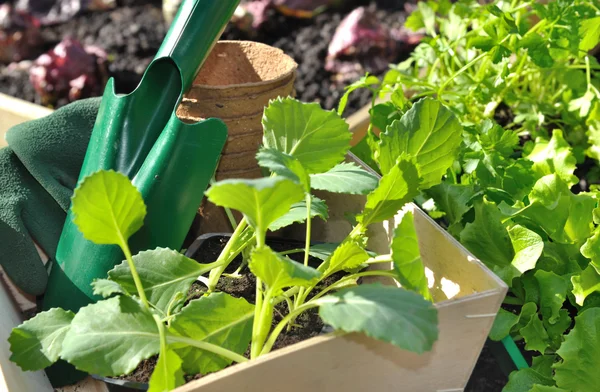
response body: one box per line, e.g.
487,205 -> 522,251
8,309 -> 74,371
249,246 -> 321,293
378,98 -> 462,188
256,148 -> 310,191
503,368 -> 555,392
269,196 -> 328,232
489,308 -> 518,341
318,284 -> 438,354
554,308 -> 600,392
170,293 -> 254,375
206,177 -> 304,233
92,279 -> 126,298
310,162 -> 379,195
262,97 -> 351,173
319,241 -> 369,277
71,170 -> 146,246
345,2 -> 600,389
460,198 -> 515,283
61,296 -> 160,376
357,157 -> 421,226
148,349 -> 185,392
108,248 -> 211,314
391,210 -> 431,300
10,90 -> 443,383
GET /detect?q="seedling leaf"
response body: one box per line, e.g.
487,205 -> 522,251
170,293 -> 254,375
318,284 -> 438,354
9,308 -> 74,371
71,170 -> 146,245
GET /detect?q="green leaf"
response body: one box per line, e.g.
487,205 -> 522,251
206,177 -> 304,233
262,97 -> 351,173
581,228 -> 600,268
337,74 -> 379,116
535,270 -> 567,324
308,242 -> 340,261
489,308 -> 518,341
269,196 -> 328,232
470,36 -> 495,51
459,198 -> 516,284
320,241 -> 369,276
526,130 -> 577,187
391,210 -> 431,300
310,162 -> 379,195
170,293 -> 254,375
521,313 -> 550,353
530,386 -> 568,392
424,182 -> 475,226
378,98 -> 462,188
580,17 -> 600,51
519,33 -> 554,68
249,246 -> 321,293
357,157 -> 421,226
8,308 -> 74,371
71,170 -> 146,245
532,354 -> 557,379
554,308 -> 600,392
92,279 -> 126,298
544,310 -> 572,350
61,296 -> 159,376
108,248 -> 210,314
318,284 -> 438,354
571,264 -> 600,306
503,368 -> 554,392
489,44 -> 512,64
509,225 -> 544,278
256,148 -> 310,191
370,102 -> 401,132
148,348 -> 185,392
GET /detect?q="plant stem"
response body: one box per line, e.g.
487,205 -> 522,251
118,235 -> 149,309
167,334 -> 248,364
153,314 -> 168,366
260,301 -> 322,356
206,218 -> 249,291
303,194 -> 312,267
224,207 -> 238,229
251,287 -> 273,359
438,52 -> 487,97
312,270 -> 397,301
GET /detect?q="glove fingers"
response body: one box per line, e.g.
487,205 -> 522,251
0,219 -> 49,296
0,148 -> 65,295
6,97 -> 101,211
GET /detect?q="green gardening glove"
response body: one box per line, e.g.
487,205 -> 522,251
0,98 -> 101,295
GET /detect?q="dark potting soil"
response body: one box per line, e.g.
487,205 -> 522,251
119,234 -> 340,385
0,0 -> 411,115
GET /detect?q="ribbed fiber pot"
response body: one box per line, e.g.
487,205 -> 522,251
176,40 -> 297,180
176,40 -> 297,233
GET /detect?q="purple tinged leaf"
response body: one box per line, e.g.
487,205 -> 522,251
0,4 -> 42,64
29,37 -> 108,105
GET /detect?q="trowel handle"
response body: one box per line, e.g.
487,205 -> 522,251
155,0 -> 240,90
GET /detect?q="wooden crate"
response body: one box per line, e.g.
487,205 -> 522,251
0,93 -> 53,148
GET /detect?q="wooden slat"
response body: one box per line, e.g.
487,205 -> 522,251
0,93 -> 53,148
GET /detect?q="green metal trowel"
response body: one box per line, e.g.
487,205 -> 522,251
41,0 -> 239,385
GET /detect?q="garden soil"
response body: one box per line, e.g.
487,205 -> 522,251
0,0 -> 411,115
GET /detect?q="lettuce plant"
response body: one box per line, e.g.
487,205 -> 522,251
340,1 -> 600,391
8,97 -> 463,391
